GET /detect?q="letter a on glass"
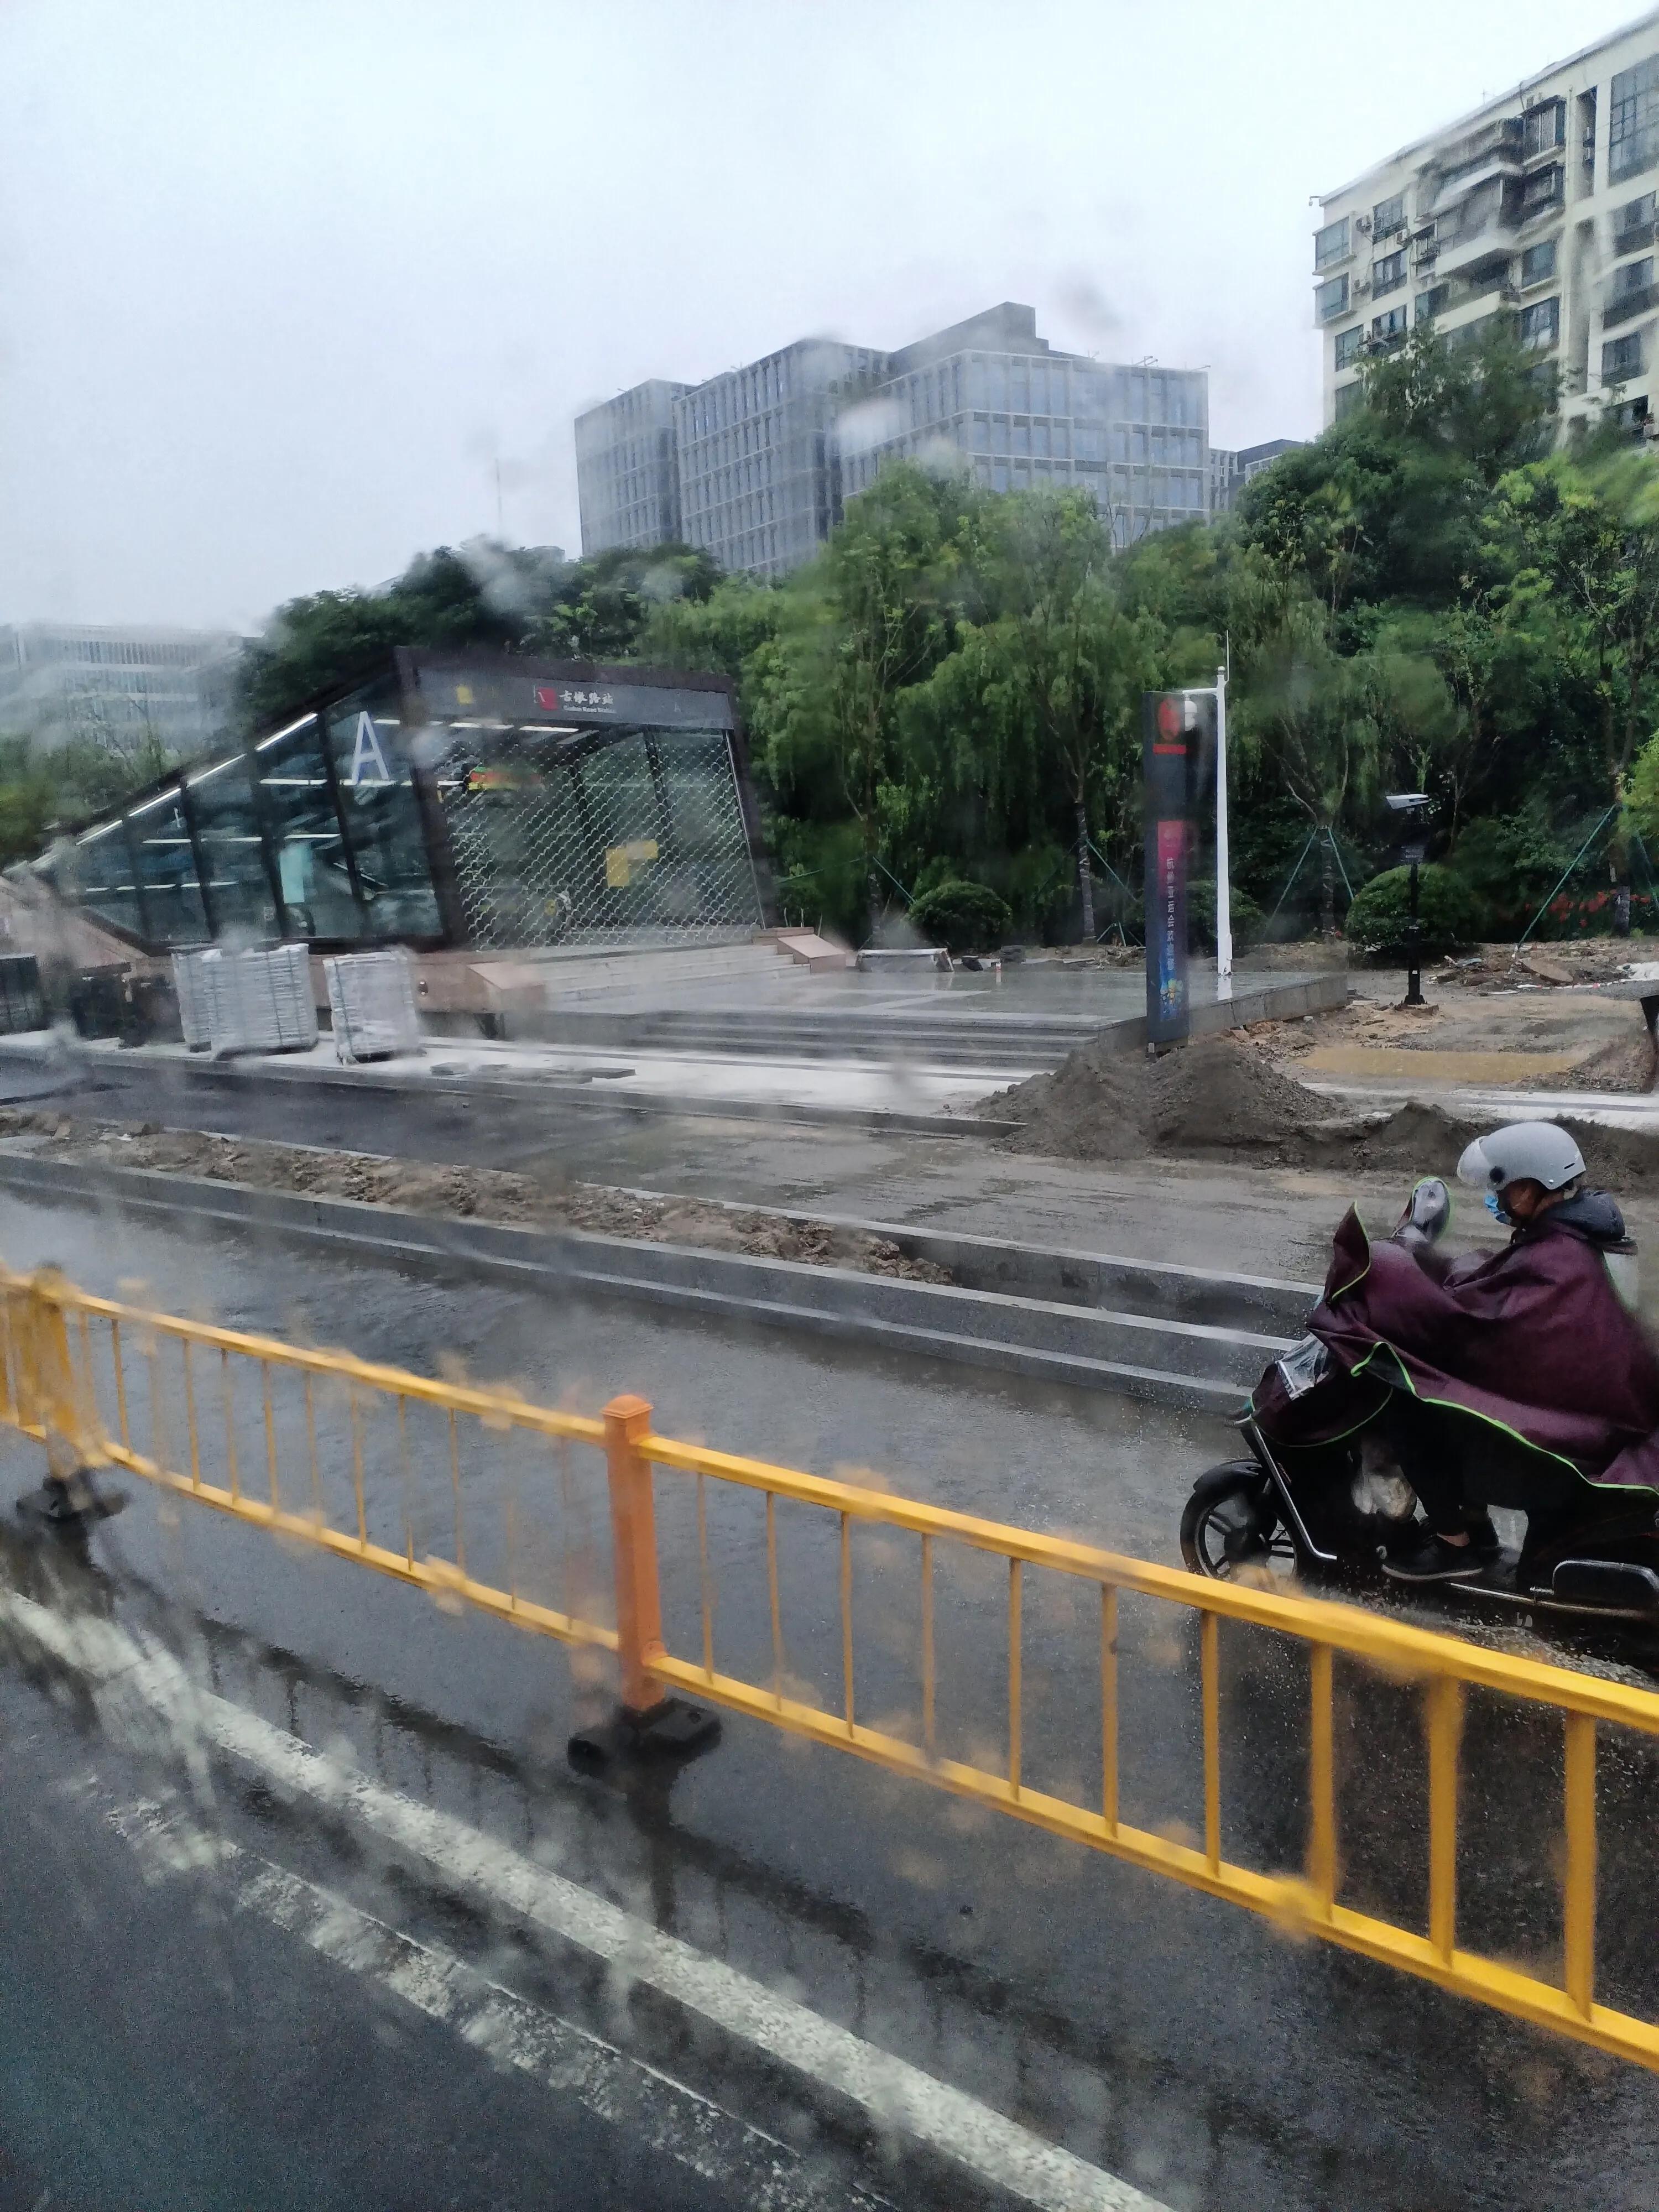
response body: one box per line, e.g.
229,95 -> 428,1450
348,711 -> 392,786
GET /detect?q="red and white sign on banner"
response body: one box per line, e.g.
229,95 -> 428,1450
534,685 -> 560,711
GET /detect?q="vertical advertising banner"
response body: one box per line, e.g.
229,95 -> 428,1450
1142,691 -> 1211,1046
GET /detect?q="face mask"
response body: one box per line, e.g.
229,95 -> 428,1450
1485,1191 -> 1512,1225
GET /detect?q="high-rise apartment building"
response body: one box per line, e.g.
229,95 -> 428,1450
0,624 -> 242,758
575,302 -> 1211,575
1313,9 -> 1659,439
573,378 -> 691,554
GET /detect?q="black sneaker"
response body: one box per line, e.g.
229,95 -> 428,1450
1384,1530 -> 1486,1583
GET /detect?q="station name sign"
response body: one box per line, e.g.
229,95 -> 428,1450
413,665 -> 735,732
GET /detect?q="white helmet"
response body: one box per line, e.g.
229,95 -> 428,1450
1456,1121 -> 1586,1196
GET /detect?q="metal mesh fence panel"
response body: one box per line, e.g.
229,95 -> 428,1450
436,725 -> 763,952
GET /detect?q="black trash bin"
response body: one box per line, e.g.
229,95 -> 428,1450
68,966 -> 128,1039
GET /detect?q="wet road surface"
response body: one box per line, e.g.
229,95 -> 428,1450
5,1193 -> 1659,2209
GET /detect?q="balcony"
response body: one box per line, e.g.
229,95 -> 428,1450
1426,118 -> 1524,212
1436,226 -> 1516,283
1604,282 -> 1659,329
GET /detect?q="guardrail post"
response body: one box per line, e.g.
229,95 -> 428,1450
567,1394 -> 720,1776
605,1394 -> 665,1715
15,1270 -> 124,1528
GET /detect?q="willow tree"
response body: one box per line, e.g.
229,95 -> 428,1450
900,488 -> 1159,936
745,464 -> 976,932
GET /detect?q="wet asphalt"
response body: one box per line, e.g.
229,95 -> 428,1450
4,1190 -> 1659,2209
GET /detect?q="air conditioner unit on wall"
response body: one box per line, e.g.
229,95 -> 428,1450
1357,215 -> 1373,233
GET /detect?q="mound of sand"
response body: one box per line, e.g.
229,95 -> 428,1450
990,1032 -> 1337,1164
988,1031 -> 1659,1187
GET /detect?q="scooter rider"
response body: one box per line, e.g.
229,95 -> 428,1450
1375,1123 -> 1653,1583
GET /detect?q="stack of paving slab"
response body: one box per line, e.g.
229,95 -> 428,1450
171,950 -> 215,1051
325,950 -> 422,1065
194,945 -> 319,1057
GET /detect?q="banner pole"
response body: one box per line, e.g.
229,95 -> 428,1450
1214,665 -> 1232,1001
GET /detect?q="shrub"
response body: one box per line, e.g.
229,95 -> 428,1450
908,878 -> 1013,956
1447,809 -> 1568,937
1343,864 -> 1481,956
1186,879 -> 1264,952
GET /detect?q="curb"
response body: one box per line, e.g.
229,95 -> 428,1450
0,1153 -> 1285,1418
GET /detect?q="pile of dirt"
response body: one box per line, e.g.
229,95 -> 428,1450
985,1031 -> 1659,1188
1526,1029 -> 1659,1096
0,1113 -> 951,1284
989,1032 -> 1335,1164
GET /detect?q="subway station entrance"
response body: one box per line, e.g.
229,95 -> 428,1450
42,652 -> 771,957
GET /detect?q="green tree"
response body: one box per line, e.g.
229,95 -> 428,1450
749,463 -> 975,933
1486,454 -> 1659,927
635,573 -> 781,685
527,545 -> 720,660
236,539 -> 715,729
900,488 -> 1159,935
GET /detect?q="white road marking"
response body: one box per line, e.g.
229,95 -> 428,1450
97,1791 -> 881,2212
1,1587 -> 1168,2212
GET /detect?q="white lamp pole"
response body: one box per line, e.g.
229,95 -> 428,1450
1213,663 -> 1232,1000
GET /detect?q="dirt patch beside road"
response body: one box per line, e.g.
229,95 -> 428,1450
0,1112 -> 952,1283
986,1031 -> 1659,1187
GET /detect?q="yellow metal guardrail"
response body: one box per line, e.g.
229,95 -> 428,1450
6,1260 -> 1659,2072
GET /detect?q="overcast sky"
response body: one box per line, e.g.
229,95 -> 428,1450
0,0 -> 1647,634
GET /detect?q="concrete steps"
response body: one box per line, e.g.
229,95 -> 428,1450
538,1006 -> 1101,1068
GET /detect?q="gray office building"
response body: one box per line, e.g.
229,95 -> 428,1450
1208,437 -> 1305,513
575,302 -> 1210,571
574,378 -> 691,555
0,623 -> 242,758
839,304 -> 1208,547
672,339 -> 886,580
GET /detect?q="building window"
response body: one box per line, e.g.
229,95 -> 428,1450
1371,306 -> 1408,347
1373,192 -> 1406,237
1519,296 -> 1559,349
1520,238 -> 1558,286
1606,255 -> 1657,325
1416,284 -> 1449,322
1520,164 -> 1564,217
1604,332 -> 1645,383
1334,380 -> 1364,420
1614,192 -> 1658,253
1373,249 -> 1406,295
1315,273 -> 1350,320
1611,56 -> 1659,182
1522,99 -> 1566,160
1314,217 -> 1350,269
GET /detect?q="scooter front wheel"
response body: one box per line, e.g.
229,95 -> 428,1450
1181,1462 -> 1292,1581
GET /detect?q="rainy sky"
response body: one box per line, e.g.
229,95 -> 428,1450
0,0 -> 1644,632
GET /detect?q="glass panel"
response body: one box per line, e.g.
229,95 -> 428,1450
127,785 -> 209,943
60,820 -> 145,940
325,682 -> 442,941
253,713 -> 364,941
185,752 -> 278,941
1314,217 -> 1349,268
1611,57 -> 1659,182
